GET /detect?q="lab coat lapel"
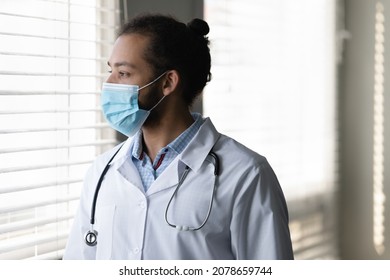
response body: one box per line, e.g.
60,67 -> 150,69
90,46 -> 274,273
115,157 -> 144,192
146,157 -> 181,196
108,137 -> 145,193
146,117 -> 221,196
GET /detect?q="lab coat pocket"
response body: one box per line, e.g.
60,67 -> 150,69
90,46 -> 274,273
95,204 -> 116,259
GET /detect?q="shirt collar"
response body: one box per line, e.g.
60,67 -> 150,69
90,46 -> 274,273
131,130 -> 144,160
107,116 -> 221,179
167,113 -> 203,154
131,112 -> 203,160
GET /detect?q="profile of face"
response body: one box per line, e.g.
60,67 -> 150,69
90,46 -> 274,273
106,34 -> 163,113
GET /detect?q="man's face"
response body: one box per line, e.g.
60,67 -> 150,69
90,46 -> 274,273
106,34 -> 161,110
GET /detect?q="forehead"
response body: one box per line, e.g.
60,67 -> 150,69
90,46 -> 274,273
108,34 -> 151,70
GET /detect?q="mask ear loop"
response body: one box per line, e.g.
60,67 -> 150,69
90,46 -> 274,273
139,71 -> 169,91
148,95 -> 166,112
139,71 -> 169,112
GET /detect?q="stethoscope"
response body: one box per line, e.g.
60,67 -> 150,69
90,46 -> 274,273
84,145 -> 220,247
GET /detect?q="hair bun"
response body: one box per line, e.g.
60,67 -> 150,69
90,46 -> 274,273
187,18 -> 210,36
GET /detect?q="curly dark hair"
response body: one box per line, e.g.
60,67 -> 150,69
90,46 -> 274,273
118,14 -> 212,106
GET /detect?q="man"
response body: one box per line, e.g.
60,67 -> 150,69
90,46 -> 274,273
63,14 -> 293,260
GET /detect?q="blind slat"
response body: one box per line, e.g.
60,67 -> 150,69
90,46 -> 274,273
0,214 -> 74,234
0,177 -> 84,194
0,70 -> 106,78
0,107 -> 100,115
0,89 -> 99,96
0,123 -> 109,134
25,249 -> 64,260
0,31 -> 113,44
0,139 -> 117,154
40,0 -> 119,12
0,195 -> 80,214
0,50 -> 106,61
0,159 -> 93,174
0,11 -> 116,29
0,231 -> 68,254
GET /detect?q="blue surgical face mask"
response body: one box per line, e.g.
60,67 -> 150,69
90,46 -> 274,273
101,72 -> 167,136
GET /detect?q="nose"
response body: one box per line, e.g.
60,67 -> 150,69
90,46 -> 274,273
105,73 -> 116,83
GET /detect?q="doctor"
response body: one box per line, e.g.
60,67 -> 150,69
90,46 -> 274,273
63,14 -> 294,260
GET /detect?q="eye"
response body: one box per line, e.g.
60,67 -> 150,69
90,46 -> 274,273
119,71 -> 130,78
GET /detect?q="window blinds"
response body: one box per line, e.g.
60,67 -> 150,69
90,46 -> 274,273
204,0 -> 338,259
0,0 -> 119,259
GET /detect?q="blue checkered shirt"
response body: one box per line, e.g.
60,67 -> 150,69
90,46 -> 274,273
131,113 -> 204,191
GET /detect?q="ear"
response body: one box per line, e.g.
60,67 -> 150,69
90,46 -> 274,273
161,70 -> 180,96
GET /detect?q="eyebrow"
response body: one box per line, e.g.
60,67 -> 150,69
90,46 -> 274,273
107,61 -> 136,69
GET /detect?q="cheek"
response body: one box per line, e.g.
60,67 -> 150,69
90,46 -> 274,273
138,84 -> 162,110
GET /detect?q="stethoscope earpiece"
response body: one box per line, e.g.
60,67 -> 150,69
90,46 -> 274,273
85,230 -> 98,246
176,225 -> 190,231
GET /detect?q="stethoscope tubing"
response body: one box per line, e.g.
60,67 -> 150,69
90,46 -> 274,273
85,144 -> 219,245
165,152 -> 219,231
90,144 -> 124,225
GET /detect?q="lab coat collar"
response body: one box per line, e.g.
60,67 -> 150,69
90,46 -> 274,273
146,117 -> 221,196
107,117 -> 220,169
106,135 -> 144,192
108,134 -> 135,166
104,117 -> 221,196
179,117 -> 221,173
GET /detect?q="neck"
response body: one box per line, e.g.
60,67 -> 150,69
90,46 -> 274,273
142,107 -> 194,162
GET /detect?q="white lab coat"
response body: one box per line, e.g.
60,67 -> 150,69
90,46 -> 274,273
63,117 -> 293,260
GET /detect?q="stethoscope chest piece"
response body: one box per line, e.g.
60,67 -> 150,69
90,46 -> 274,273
85,229 -> 98,246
